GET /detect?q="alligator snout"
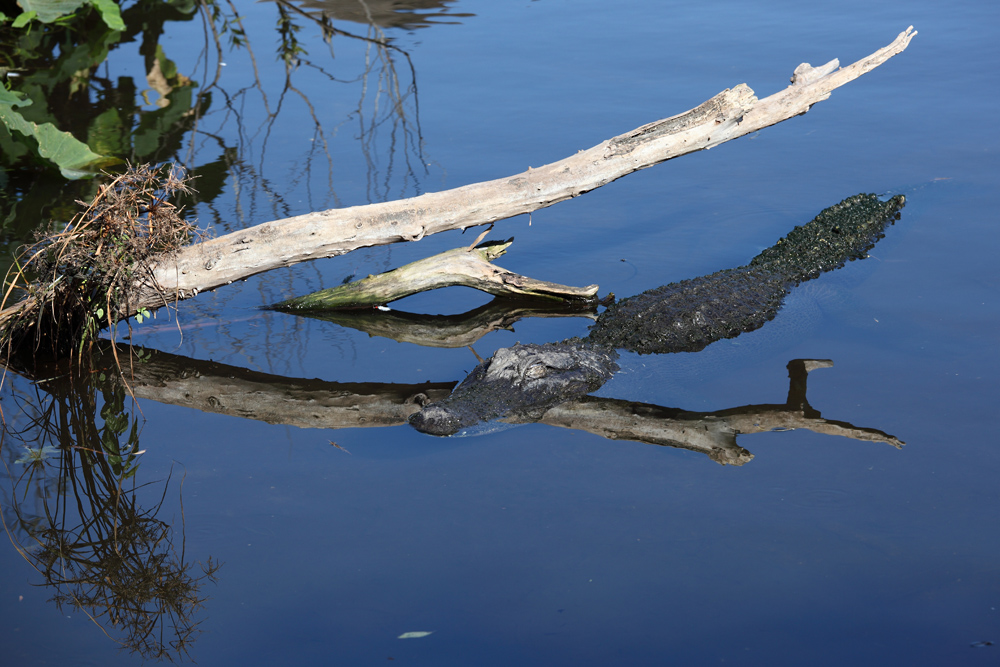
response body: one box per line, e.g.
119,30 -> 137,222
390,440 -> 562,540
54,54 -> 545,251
409,342 -> 619,436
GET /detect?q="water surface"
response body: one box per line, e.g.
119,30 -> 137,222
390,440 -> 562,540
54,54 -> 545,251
1,1 -> 998,665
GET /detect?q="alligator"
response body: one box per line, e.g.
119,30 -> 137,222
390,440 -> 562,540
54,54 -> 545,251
409,193 -> 905,436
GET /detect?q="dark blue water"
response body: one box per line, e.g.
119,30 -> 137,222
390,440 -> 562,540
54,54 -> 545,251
2,1 -> 998,665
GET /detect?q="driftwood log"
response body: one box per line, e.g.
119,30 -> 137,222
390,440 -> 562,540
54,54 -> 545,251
271,239 -> 598,311
0,27 -> 916,335
0,27 -> 914,331
135,28 -> 914,306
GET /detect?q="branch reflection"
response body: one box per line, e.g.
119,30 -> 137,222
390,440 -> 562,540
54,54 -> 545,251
0,365 -> 221,662
7,340 -> 901,466
289,0 -> 474,29
537,359 -> 903,466
299,296 -> 598,348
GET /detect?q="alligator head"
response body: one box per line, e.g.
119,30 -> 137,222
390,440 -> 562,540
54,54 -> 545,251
409,342 -> 619,436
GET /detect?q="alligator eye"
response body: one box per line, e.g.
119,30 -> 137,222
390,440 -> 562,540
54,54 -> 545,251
525,363 -> 547,379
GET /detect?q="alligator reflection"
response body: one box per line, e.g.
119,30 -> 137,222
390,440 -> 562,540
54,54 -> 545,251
0,367 -> 221,662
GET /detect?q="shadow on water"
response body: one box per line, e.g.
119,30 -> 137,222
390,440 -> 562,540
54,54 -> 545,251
0,362 -> 221,662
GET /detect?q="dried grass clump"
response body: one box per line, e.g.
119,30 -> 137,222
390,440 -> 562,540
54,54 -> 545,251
1,163 -> 204,357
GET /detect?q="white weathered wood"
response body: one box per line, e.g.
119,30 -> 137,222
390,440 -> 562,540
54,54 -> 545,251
142,28 -> 914,308
0,28 -> 916,328
273,240 -> 598,310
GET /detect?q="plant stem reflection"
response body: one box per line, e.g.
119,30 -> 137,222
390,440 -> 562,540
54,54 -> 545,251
0,365 -> 221,662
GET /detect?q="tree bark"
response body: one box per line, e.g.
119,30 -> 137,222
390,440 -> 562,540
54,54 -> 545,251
0,27 -> 917,327
271,240 -> 598,311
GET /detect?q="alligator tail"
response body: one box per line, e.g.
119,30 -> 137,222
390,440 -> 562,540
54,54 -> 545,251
587,193 -> 905,355
748,193 -> 905,284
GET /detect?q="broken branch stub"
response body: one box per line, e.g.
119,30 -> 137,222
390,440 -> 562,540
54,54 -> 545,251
0,28 -> 917,342
140,27 -> 913,311
270,240 -> 598,311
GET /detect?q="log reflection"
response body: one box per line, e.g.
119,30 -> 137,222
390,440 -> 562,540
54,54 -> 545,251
537,360 -> 903,466
298,296 -> 597,348
8,344 -> 902,465
122,346 -> 456,428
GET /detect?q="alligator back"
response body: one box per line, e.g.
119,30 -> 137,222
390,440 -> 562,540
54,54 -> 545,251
410,193 -> 905,435
586,193 -> 904,355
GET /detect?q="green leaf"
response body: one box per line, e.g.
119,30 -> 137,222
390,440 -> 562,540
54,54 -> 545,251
17,0 -> 86,24
0,87 -> 29,109
11,10 -> 37,28
0,86 -> 114,178
88,0 -> 125,31
87,107 -> 127,156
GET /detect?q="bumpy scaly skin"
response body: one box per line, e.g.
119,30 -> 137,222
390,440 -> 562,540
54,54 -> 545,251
409,342 -> 619,436
588,193 -> 905,354
411,194 -> 905,435
586,266 -> 789,355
